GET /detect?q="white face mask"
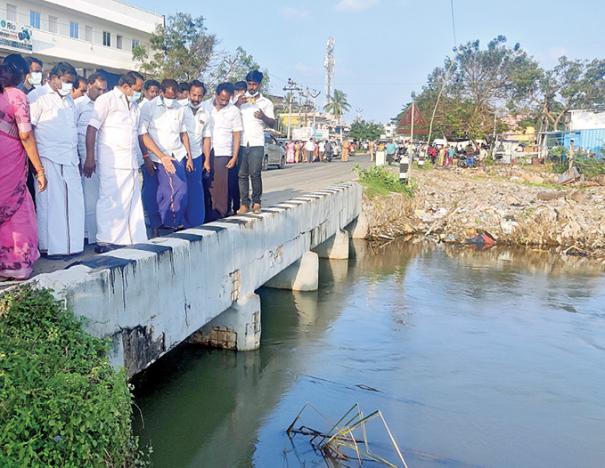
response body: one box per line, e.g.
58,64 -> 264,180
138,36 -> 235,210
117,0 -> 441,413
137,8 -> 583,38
163,97 -> 176,107
29,72 -> 42,86
57,82 -> 73,97
178,98 -> 189,106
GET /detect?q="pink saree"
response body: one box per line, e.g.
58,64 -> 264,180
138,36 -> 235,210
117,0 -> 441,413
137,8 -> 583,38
0,87 -> 39,279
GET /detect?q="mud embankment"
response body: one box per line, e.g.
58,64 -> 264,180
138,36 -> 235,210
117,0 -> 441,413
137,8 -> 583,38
364,166 -> 605,261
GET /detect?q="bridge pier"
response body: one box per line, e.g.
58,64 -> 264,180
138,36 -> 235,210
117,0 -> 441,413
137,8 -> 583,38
190,293 -> 261,351
347,212 -> 369,240
265,251 -> 319,292
314,229 -> 350,260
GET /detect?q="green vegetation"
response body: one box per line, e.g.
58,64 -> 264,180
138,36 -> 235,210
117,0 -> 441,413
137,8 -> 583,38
0,287 -> 145,467
348,120 -> 384,141
354,165 -> 416,198
324,89 -> 351,120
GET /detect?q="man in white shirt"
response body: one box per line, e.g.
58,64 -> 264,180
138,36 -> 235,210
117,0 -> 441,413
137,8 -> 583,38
75,73 -> 107,245
235,70 -> 275,215
143,79 -> 160,103
182,80 -> 210,227
139,79 -> 193,231
29,61 -> 84,257
84,71 -> 147,252
203,82 -> 242,221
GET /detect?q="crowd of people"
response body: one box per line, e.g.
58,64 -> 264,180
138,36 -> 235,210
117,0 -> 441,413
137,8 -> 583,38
0,52 -> 274,281
284,138 -> 352,163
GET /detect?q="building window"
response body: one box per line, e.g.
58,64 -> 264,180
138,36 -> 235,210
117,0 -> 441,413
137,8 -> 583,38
29,10 -> 41,29
48,15 -> 58,34
116,34 -> 123,49
102,31 -> 111,47
70,21 -> 79,39
6,4 -> 16,22
85,25 -> 93,42
131,39 -> 140,50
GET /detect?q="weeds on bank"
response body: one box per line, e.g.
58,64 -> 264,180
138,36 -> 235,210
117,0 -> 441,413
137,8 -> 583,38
353,164 -> 416,198
0,287 -> 148,467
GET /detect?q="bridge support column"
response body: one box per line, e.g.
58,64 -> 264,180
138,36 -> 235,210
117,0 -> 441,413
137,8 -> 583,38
314,229 -> 350,260
265,251 -> 319,291
190,293 -> 261,351
348,212 -> 369,239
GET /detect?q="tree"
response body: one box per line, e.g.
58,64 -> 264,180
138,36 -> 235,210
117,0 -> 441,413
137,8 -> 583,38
348,120 -> 384,141
398,36 -> 542,140
540,57 -> 605,130
133,13 -> 216,81
204,46 -> 270,93
324,89 -> 351,121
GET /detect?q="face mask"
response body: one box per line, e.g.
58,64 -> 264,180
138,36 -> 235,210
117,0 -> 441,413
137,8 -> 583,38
57,82 -> 73,97
129,91 -> 141,103
29,72 -> 42,86
163,97 -> 175,107
178,98 -> 188,106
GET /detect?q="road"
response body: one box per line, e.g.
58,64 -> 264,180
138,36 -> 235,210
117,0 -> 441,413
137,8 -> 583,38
27,156 -> 370,278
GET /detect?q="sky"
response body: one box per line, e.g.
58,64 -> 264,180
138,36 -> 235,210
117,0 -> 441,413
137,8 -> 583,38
130,0 -> 605,123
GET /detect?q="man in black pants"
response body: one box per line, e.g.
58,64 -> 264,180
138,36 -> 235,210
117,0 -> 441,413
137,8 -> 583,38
235,70 -> 275,215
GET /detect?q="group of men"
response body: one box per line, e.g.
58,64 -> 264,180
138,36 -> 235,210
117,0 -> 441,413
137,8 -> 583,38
13,53 -> 274,257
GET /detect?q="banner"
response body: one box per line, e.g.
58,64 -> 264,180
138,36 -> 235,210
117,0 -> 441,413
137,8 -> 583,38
0,18 -> 33,52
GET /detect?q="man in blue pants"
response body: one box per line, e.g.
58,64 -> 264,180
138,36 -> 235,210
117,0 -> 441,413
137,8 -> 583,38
139,79 -> 193,233
182,80 -> 209,227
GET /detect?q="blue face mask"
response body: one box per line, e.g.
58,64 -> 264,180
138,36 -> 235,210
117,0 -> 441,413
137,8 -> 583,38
129,91 -> 141,103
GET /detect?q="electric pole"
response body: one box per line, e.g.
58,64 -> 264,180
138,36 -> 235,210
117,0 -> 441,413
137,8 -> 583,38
282,78 -> 301,140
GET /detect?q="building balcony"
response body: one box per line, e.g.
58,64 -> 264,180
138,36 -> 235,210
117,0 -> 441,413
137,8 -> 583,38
32,28 -> 136,72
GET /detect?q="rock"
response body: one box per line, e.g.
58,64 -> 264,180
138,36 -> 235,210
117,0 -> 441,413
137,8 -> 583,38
501,220 -> 518,235
524,174 -> 545,184
567,190 -> 588,203
537,191 -> 564,201
558,166 -> 581,185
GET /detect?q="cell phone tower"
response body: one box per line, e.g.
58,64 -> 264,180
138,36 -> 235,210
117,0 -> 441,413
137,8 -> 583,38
324,37 -> 335,108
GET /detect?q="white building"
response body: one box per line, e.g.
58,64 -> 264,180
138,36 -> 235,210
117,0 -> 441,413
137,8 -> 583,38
568,110 -> 605,131
0,0 -> 163,74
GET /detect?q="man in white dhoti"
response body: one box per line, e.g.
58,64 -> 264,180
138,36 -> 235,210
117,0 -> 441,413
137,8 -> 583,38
29,62 -> 84,257
75,73 -> 107,245
83,71 -> 147,253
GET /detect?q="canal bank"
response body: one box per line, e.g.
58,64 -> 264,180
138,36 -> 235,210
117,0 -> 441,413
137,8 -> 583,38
362,165 -> 605,261
133,239 -> 605,467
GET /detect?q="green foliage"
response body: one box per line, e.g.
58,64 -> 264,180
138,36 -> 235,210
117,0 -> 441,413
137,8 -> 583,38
133,13 -> 217,80
0,287 -> 144,467
348,120 -> 384,141
324,89 -> 351,119
354,164 -> 416,198
575,156 -> 605,178
205,47 -> 270,93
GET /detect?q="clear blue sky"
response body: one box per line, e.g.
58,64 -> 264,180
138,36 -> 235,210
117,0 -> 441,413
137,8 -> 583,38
131,0 -> 605,123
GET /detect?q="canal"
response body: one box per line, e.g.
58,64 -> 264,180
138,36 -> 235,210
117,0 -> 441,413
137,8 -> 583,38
133,240 -> 605,467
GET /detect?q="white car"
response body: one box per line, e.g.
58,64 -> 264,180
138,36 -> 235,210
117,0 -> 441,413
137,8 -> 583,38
262,132 -> 286,170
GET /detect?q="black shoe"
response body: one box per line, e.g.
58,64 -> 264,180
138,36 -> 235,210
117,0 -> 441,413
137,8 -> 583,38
94,244 -> 111,254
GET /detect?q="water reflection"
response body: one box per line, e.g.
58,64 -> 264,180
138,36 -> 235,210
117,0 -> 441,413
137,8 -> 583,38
135,240 -> 605,468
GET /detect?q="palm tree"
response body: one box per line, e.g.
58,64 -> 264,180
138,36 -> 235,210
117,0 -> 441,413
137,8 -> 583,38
324,89 -> 351,142
324,89 -> 351,120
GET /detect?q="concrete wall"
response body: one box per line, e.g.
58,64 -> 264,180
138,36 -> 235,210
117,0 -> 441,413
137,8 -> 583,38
28,183 -> 362,376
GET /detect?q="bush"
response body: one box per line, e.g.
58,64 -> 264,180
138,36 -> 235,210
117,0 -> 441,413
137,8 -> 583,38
0,287 -> 144,467
354,164 -> 416,198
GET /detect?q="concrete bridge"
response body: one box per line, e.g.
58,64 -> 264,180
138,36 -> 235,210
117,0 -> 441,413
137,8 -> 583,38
26,181 -> 367,376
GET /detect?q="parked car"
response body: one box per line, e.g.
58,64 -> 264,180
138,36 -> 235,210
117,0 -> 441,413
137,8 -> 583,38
263,132 -> 286,170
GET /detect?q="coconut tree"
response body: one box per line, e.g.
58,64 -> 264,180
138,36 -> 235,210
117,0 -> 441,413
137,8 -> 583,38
324,89 -> 351,142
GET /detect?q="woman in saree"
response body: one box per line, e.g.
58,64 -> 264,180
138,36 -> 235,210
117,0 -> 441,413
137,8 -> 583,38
0,63 -> 47,280
286,140 -> 295,164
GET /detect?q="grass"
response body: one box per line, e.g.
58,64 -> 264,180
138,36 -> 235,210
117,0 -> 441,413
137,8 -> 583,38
0,287 -> 148,467
354,164 -> 416,198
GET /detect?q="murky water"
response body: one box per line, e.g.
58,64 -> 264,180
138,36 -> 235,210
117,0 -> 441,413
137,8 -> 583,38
133,241 -> 605,467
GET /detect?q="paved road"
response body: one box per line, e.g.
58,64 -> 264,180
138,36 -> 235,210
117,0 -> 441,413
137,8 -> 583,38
26,155 -> 371,278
